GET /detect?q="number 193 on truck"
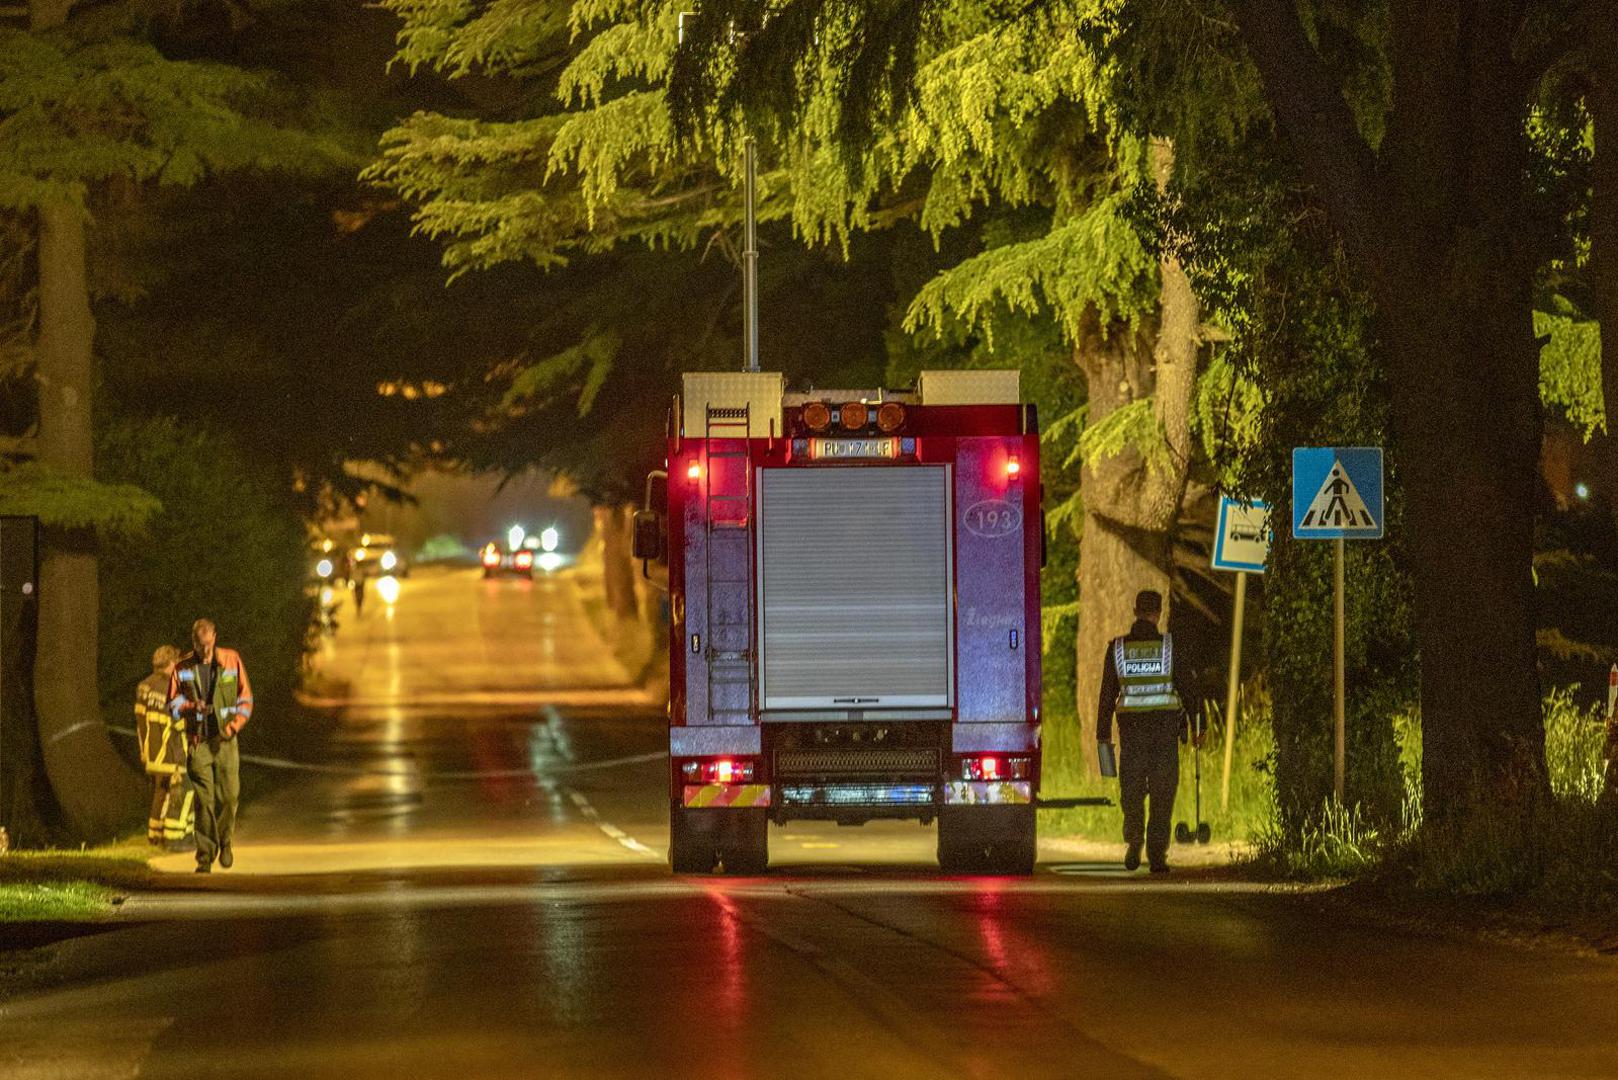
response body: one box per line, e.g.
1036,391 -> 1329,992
634,369 -> 1044,874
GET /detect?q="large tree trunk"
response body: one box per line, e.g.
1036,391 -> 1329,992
596,503 -> 639,621
32,200 -> 141,839
1234,0 -> 1547,819
1072,139 -> 1199,778
1588,11 -> 1618,555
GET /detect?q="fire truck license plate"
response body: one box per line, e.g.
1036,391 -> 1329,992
810,437 -> 899,460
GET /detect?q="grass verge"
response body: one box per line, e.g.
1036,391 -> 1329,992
0,838 -> 156,923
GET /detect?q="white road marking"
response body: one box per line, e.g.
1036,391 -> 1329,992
566,787 -> 659,858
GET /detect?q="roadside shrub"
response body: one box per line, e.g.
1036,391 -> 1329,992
97,416 -> 311,721
1263,694 -> 1617,912
1542,690 -> 1607,802
1251,799 -> 1388,879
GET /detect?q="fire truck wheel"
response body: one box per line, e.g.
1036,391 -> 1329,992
717,809 -> 769,875
937,806 -> 1035,876
669,806 -> 719,873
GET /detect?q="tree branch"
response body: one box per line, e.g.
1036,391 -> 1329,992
1228,0 -> 1393,286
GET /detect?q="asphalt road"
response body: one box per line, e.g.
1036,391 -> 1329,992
5,566 -> 1617,1079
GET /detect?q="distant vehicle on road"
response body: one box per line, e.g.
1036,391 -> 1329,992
480,541 -> 533,579
350,533 -> 409,578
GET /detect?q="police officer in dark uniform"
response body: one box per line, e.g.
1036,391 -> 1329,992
1096,589 -> 1203,873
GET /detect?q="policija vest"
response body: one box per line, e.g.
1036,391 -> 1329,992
1113,635 -> 1183,714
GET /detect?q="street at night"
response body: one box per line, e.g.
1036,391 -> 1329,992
5,0 -> 1618,1076
5,569 -> 1616,1079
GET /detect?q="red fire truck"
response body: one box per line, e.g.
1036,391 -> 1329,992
635,369 -> 1043,874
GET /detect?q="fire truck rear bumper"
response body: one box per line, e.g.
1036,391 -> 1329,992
683,784 -> 772,808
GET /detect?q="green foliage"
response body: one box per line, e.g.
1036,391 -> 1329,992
1537,690 -> 1608,804
1194,350 -> 1264,490
0,27 -> 344,213
0,461 -> 159,532
905,196 -> 1154,342
503,329 -> 621,417
1535,306 -> 1604,438
1251,799 -> 1388,880
95,416 -> 312,716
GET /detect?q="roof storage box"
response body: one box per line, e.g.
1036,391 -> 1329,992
916,369 -> 1020,406
681,372 -> 785,438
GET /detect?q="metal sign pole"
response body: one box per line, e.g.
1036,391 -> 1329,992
742,134 -> 759,373
1333,536 -> 1346,803
1220,569 -> 1247,811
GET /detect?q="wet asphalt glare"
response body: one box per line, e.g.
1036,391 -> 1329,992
4,566 -> 1617,1079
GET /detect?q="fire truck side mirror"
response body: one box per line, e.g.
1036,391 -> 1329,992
632,510 -> 664,563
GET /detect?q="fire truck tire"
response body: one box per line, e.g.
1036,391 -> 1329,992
936,806 -> 1036,875
717,809 -> 769,875
669,806 -> 719,873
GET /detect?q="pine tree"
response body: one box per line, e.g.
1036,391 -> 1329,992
0,1 -> 339,838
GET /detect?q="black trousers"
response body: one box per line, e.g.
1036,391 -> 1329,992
1118,717 -> 1181,861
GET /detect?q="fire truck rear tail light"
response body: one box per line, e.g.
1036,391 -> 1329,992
481,549 -> 500,568
839,401 -> 869,429
686,461 -> 702,480
802,401 -> 831,431
514,551 -> 534,569
1006,457 -> 1021,477
680,758 -> 758,784
961,755 -> 1030,781
876,402 -> 906,432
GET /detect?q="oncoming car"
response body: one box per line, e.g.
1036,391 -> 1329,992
480,542 -> 534,579
350,533 -> 409,578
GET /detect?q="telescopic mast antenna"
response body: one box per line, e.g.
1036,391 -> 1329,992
742,134 -> 759,373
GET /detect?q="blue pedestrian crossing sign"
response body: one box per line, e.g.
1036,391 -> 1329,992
1292,447 -> 1384,540
1212,496 -> 1271,573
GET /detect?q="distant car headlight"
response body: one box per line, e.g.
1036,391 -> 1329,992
380,550 -> 398,572
316,558 -> 334,579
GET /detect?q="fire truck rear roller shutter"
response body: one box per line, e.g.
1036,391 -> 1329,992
758,465 -> 953,709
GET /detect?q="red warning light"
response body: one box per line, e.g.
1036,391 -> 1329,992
1006,458 -> 1021,477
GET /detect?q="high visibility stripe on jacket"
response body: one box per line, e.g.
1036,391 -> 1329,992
1113,634 -> 1183,714
136,672 -> 185,776
168,647 -> 253,738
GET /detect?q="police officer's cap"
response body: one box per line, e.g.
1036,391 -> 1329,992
1134,590 -> 1163,614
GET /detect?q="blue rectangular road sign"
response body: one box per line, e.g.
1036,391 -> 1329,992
1212,496 -> 1270,573
1292,447 -> 1384,539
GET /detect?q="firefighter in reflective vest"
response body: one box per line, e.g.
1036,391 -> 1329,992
136,645 -> 194,849
1096,590 -> 1203,873
168,618 -> 252,873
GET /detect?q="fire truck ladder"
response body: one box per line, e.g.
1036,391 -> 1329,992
703,405 -> 755,725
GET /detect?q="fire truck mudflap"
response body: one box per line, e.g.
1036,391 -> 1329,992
637,369 -> 1043,874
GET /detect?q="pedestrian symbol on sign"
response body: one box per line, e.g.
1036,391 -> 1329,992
1291,447 -> 1384,540
1300,463 -> 1377,530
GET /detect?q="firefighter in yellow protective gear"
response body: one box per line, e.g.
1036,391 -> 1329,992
136,645 -> 194,849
